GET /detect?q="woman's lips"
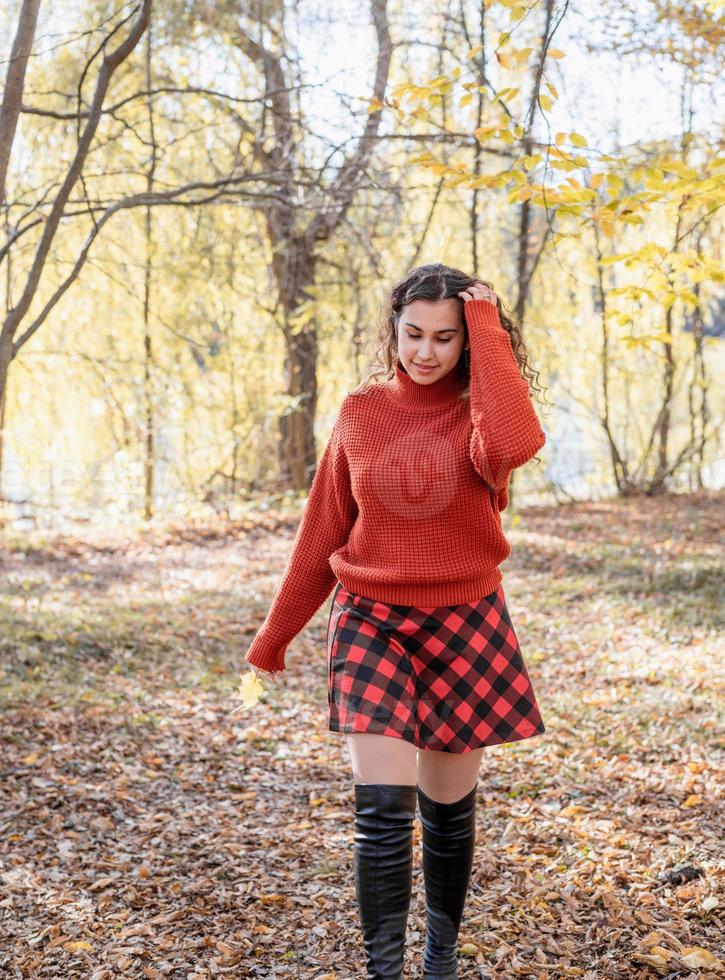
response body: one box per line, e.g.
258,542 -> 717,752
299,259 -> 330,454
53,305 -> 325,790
414,363 -> 437,373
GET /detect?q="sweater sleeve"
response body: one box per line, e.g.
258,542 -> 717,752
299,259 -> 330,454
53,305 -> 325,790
464,299 -> 546,494
244,408 -> 358,674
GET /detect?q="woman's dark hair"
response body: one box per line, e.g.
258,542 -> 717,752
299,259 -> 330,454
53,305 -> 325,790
351,262 -> 548,413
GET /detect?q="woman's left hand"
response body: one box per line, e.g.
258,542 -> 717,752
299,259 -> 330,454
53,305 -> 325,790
458,282 -> 498,306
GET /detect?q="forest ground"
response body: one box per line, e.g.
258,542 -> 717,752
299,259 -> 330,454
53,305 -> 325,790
1,490 -> 723,979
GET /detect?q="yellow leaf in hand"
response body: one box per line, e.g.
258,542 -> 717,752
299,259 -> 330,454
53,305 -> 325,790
236,670 -> 265,710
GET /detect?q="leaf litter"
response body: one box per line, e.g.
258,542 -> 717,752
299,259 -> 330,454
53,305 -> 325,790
0,491 -> 722,978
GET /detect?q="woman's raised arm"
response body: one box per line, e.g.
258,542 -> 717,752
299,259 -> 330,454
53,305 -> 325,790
463,298 -> 546,493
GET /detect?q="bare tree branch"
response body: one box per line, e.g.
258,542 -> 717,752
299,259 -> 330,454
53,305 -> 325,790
0,0 -> 42,206
19,82 -> 312,119
10,172 -> 294,354
0,0 -> 153,404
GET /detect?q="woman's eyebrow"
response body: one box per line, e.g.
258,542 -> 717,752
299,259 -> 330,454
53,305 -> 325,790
403,322 -> 459,333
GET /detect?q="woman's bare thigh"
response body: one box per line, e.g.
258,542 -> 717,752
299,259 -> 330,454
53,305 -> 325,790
345,733 -> 418,785
344,733 -> 485,801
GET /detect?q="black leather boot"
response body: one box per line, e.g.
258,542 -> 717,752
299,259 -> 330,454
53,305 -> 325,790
417,783 -> 477,980
353,782 -> 417,979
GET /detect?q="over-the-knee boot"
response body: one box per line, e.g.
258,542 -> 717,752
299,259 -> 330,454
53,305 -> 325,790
353,782 -> 417,979
417,783 -> 477,980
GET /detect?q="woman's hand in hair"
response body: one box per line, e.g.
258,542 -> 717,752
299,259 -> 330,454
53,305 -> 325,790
457,282 -> 498,306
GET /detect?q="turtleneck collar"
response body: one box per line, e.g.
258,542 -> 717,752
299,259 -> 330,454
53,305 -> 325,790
384,358 -> 466,413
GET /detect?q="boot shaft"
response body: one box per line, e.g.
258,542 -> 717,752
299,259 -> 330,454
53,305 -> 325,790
417,784 -> 478,980
353,782 -> 417,980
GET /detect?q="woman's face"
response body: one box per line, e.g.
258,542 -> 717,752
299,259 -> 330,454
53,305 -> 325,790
396,298 -> 468,384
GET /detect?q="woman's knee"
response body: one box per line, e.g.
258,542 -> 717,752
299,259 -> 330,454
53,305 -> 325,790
416,746 -> 484,802
345,733 -> 418,785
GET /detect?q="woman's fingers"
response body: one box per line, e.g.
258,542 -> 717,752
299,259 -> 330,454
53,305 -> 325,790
248,663 -> 284,683
458,284 -> 497,304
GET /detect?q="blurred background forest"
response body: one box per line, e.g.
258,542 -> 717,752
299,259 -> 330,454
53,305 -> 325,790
1,0 -> 723,531
1,2 -> 724,977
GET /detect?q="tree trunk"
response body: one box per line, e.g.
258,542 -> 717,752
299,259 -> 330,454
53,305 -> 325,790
279,321 -> 319,488
687,265 -> 710,491
217,0 -> 392,492
593,222 -> 631,495
143,16 -> 157,521
0,0 -> 41,206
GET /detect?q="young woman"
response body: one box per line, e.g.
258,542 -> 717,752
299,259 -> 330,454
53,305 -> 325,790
245,262 -> 548,980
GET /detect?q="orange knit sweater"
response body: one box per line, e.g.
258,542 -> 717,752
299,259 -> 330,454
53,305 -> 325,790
245,299 -> 546,674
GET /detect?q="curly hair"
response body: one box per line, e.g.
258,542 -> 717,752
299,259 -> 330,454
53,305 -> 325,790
350,262 -> 548,414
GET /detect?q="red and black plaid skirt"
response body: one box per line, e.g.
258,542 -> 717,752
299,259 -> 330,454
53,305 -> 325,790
326,581 -> 545,754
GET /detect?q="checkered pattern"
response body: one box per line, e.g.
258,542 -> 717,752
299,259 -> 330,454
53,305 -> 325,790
326,582 -> 545,754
